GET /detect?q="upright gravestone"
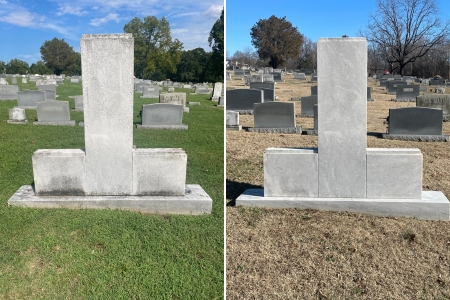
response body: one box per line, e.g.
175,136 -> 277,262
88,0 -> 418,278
416,94 -> 450,121
17,91 -> 46,108
393,84 -> 420,101
226,110 -> 241,131
250,82 -> 275,102
226,89 -> 263,113
74,95 -> 84,111
8,33 -> 211,214
236,37 -> 449,220
386,81 -> 405,94
299,95 -> 317,117
367,87 -> 373,101
294,73 -> 306,80
248,102 -> 301,134
0,78 -> 8,85
34,100 -> 75,126
311,86 -> 318,96
140,87 -> 159,98
137,103 -> 187,130
8,107 -> 27,124
11,77 -> 17,84
211,82 -> 223,101
383,107 -> 448,141
0,85 -> 19,99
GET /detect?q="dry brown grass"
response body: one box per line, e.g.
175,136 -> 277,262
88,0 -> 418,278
226,74 -> 450,299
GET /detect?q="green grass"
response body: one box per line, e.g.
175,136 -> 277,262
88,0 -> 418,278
0,79 -> 224,299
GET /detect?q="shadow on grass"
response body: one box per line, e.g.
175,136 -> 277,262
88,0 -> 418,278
367,131 -> 384,138
226,179 -> 262,206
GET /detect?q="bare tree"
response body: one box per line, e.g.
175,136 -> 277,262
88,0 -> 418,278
363,0 -> 450,75
297,37 -> 317,70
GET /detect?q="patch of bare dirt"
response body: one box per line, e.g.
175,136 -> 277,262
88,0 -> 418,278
226,74 -> 450,299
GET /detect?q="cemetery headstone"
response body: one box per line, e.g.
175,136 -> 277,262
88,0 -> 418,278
226,110 -> 241,131
8,107 -> 27,124
34,100 -> 75,126
226,89 -> 263,113
367,87 -> 373,101
8,33 -> 211,214
17,90 -> 46,108
211,82 -> 223,101
0,85 -> 19,99
416,94 -> 450,121
383,107 -> 448,141
386,80 -> 405,94
248,102 -> 301,134
294,73 -> 306,80
235,37 -> 449,220
299,95 -> 317,116
393,84 -> 420,101
74,95 -> 84,111
0,78 -> 8,85
137,103 -> 187,130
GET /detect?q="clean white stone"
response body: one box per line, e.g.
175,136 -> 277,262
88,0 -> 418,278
367,148 -> 423,199
32,149 -> 86,195
132,149 -> 187,196
81,34 -> 134,195
264,148 -> 318,197
236,189 -> 450,221
318,37 -> 367,198
226,110 -> 239,126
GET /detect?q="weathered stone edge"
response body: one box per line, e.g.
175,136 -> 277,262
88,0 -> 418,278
8,185 -> 212,215
248,127 -> 302,134
382,134 -> 450,142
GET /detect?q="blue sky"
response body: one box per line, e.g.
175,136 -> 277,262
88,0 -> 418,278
0,0 -> 223,65
226,0 -> 450,57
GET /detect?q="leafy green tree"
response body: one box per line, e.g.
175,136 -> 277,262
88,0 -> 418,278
30,60 -> 52,75
250,15 -> 303,68
40,38 -> 78,75
174,48 -> 210,82
207,8 -> 224,82
0,60 -> 5,73
5,59 -> 29,74
124,16 -> 183,80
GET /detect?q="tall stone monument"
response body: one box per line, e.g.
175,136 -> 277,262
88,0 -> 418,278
236,37 -> 449,221
8,34 -> 212,215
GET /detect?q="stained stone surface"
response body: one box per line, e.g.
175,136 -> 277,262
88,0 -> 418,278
17,90 -> 46,108
81,34 -> 134,195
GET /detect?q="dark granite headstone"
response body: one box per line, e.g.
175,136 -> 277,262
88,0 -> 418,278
367,87 -> 373,101
311,86 -> 318,96
226,89 -> 263,112
253,102 -> 295,128
388,107 -> 443,135
386,81 -> 405,94
271,72 -> 282,82
430,78 -> 446,86
300,95 -> 318,116
395,84 -> 420,101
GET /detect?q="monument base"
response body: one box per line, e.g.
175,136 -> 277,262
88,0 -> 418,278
33,121 -> 76,126
7,120 -> 28,124
136,124 -> 188,130
226,125 -> 242,131
382,134 -> 449,142
236,188 -> 450,221
8,184 -> 212,215
306,129 -> 318,135
248,127 -> 302,134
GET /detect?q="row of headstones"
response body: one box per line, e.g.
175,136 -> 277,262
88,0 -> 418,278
378,74 -> 448,86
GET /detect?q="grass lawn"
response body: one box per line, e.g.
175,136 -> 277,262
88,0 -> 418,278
0,78 -> 224,299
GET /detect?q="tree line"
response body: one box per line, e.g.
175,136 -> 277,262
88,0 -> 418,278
228,0 -> 450,79
1,9 -> 224,83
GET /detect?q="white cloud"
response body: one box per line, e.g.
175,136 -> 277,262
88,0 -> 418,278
19,52 -> 42,63
172,28 -> 189,34
90,12 -> 121,27
56,3 -> 87,16
0,0 -> 8,4
171,12 -> 199,18
203,4 -> 222,19
0,6 -> 77,40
